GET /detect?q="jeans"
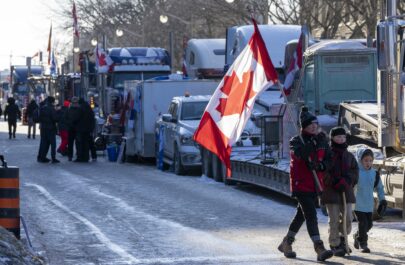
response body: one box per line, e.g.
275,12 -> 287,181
354,211 -> 373,243
8,120 -> 16,137
326,203 -> 352,247
39,129 -> 56,160
288,193 -> 320,241
28,118 -> 36,138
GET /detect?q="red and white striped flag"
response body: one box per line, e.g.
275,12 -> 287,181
282,30 -> 303,96
72,1 -> 80,38
193,19 -> 278,177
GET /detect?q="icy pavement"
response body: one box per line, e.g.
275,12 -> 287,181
0,120 -> 404,264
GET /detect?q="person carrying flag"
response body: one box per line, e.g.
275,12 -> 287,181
278,106 -> 333,261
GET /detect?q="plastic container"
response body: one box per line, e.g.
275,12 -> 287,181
107,144 -> 120,162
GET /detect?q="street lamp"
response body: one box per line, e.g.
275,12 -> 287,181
225,0 -> 234,3
73,47 -> 80,53
159,15 -> 168,24
91,38 -> 98,46
116,28 -> 142,38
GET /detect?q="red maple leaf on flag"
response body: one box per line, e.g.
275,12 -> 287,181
216,71 -> 256,116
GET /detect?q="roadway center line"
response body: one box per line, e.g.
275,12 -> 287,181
26,183 -> 140,264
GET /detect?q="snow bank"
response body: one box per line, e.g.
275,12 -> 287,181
0,227 -> 45,265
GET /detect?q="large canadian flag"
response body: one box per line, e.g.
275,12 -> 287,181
94,44 -> 114,73
193,20 -> 278,177
282,29 -> 303,96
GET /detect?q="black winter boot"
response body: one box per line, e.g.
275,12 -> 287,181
360,241 -> 370,253
278,236 -> 296,258
330,245 -> 345,257
314,240 -> 333,261
340,236 -> 351,254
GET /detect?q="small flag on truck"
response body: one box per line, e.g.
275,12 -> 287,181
193,19 -> 278,177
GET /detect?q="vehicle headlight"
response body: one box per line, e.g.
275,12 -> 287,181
180,134 -> 194,145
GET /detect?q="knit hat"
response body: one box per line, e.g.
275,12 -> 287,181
47,96 -> 55,104
330,126 -> 346,138
71,97 -> 79,104
299,106 -> 317,129
63,100 -> 70,107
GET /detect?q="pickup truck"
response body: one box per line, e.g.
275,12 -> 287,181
155,95 -> 210,175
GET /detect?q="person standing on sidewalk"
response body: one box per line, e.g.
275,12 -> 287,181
322,127 -> 358,256
26,99 -> 39,139
38,96 -> 59,163
4,98 -> 21,139
56,100 -> 70,156
278,106 -> 333,262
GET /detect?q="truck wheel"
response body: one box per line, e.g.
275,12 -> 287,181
202,148 -> 213,178
221,162 -> 235,186
212,155 -> 223,182
173,146 -> 185,175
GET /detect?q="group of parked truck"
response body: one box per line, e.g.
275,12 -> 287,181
72,0 -> 405,219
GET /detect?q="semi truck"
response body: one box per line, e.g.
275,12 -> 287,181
184,39 -> 226,79
101,47 -> 171,116
202,2 -> 405,218
338,0 -> 405,217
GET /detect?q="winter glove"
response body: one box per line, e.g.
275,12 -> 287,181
377,199 -> 387,217
306,161 -> 326,172
333,177 -> 349,192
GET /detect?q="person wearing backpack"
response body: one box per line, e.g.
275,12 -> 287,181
353,148 -> 386,253
26,99 -> 39,139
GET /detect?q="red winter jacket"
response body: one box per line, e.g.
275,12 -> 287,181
289,132 -> 330,194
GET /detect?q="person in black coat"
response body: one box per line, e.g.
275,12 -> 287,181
38,97 -> 59,163
4,98 -> 21,139
66,97 -> 81,161
26,99 -> 39,139
75,99 -> 95,162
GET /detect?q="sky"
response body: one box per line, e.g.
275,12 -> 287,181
0,0 -> 70,71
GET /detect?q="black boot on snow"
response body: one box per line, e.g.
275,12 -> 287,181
314,240 -> 333,261
278,236 -> 296,258
330,245 -> 345,257
340,236 -> 351,254
360,242 -> 370,253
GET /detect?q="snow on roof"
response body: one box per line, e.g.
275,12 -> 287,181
305,39 -> 375,56
235,24 -> 302,68
173,95 -> 211,102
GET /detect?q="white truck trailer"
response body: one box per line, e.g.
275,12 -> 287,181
124,78 -> 218,159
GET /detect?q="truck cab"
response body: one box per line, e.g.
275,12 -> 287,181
184,39 -> 225,79
155,95 -> 210,175
103,47 -> 171,115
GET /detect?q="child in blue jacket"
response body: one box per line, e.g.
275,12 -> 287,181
354,148 -> 386,253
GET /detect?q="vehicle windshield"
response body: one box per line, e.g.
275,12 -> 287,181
112,71 -> 171,90
15,85 -> 28,94
181,101 -> 208,120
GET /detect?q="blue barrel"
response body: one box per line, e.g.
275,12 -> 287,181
107,145 -> 120,162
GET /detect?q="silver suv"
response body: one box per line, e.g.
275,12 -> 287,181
155,95 -> 210,175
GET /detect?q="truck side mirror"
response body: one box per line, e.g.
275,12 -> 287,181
162,114 -> 172,122
377,21 -> 396,72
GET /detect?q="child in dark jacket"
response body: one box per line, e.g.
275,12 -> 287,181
353,148 -> 386,253
322,127 -> 358,256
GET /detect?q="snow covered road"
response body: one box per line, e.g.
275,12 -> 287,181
1,121 -> 404,264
